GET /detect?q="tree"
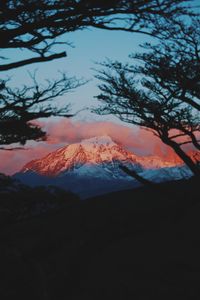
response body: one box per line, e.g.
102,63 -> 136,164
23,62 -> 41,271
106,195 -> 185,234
133,18 -> 200,113
0,74 -> 84,147
131,18 -> 200,152
94,20 -> 200,177
0,0 -> 192,67
0,0 -> 193,148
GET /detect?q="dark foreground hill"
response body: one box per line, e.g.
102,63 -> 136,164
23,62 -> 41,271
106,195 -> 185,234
0,176 -> 199,299
0,173 -> 80,224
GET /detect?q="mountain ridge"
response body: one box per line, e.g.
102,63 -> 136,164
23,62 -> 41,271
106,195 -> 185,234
20,135 -> 181,177
14,135 -> 192,199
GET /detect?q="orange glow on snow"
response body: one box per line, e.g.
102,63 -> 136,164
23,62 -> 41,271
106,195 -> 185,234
0,119 -> 198,175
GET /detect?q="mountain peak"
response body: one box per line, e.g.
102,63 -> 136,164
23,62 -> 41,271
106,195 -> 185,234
20,135 -> 182,177
21,135 -> 138,176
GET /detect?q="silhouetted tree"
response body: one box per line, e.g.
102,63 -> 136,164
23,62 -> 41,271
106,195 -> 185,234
130,19 -> 200,153
0,73 -> 84,146
0,0 -> 193,148
0,76 -> 80,149
0,0 -> 192,68
94,18 -> 200,176
134,18 -> 200,112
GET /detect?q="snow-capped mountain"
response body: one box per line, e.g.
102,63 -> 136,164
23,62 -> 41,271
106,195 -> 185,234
21,135 -> 179,177
15,135 -> 190,199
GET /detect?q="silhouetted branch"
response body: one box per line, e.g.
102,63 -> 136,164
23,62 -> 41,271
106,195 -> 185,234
94,19 -> 200,176
119,165 -> 154,186
0,73 -> 85,145
0,0 -> 194,70
179,140 -> 200,146
0,0 -> 196,146
0,52 -> 67,71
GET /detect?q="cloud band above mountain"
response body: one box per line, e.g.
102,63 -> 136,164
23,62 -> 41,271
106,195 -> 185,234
0,119 -> 186,175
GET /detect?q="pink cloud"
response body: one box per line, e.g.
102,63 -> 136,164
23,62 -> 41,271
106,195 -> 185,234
42,119 -> 159,154
0,119 -> 196,175
0,144 -> 57,175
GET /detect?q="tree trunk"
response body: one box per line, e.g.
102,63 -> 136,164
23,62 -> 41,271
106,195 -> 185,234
190,132 -> 200,151
162,138 -> 200,177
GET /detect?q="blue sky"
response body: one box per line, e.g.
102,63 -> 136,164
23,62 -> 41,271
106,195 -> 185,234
3,0 -> 199,122
1,2 -> 199,174
1,0 -> 199,124
2,27 -> 154,123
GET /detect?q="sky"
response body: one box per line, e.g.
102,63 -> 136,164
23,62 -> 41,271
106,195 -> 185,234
1,26 -> 158,175
3,27 -> 153,120
1,6 -> 199,175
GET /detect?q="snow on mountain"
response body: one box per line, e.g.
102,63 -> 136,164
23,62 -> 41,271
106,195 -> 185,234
14,135 -> 191,199
21,135 -> 180,178
140,166 -> 193,183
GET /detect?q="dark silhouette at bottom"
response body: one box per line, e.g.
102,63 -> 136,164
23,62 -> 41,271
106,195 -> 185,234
0,176 -> 199,299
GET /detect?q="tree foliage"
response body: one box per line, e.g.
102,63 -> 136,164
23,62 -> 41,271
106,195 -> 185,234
0,0 -> 195,148
133,18 -> 200,112
0,0 -> 192,70
95,19 -> 200,176
0,74 -> 84,146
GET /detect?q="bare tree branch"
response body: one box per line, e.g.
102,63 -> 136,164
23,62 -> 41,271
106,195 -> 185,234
94,18 -> 200,177
0,52 -> 67,71
0,0 -> 194,69
119,165 -> 154,186
0,73 -> 85,145
0,0 -> 196,147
